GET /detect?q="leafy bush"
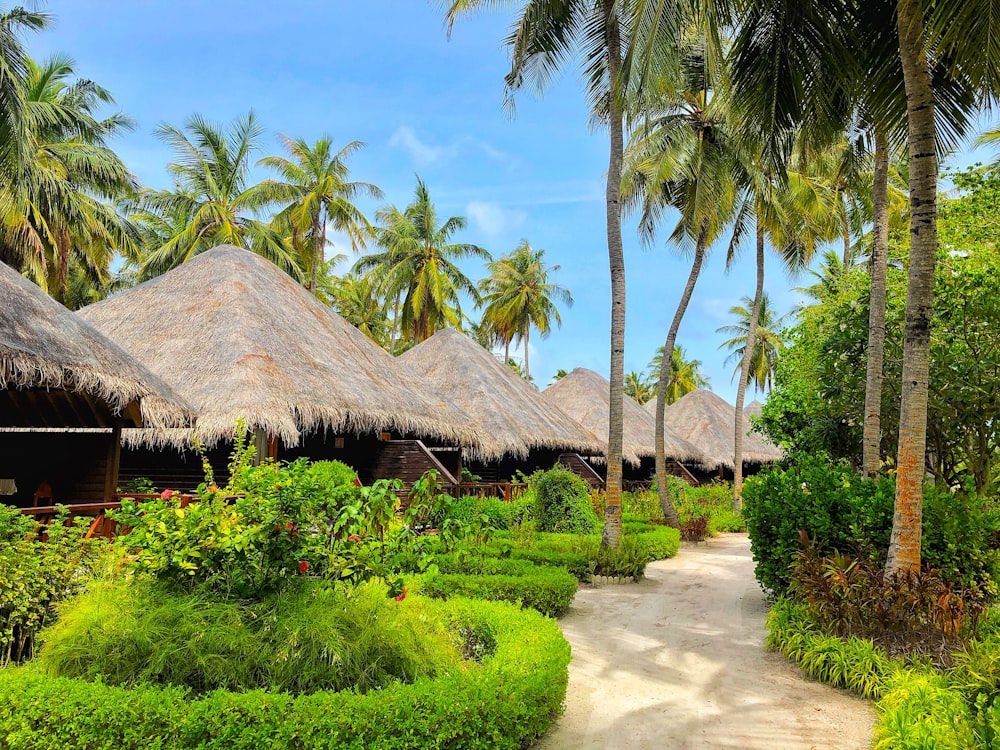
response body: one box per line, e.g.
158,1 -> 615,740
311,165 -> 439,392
0,598 -> 571,750
530,467 -> 599,534
414,566 -> 578,618
38,579 -> 459,695
624,481 -> 745,535
742,452 -> 896,595
922,485 -> 1000,597
621,523 -> 681,560
0,506 -> 97,665
790,539 -> 984,663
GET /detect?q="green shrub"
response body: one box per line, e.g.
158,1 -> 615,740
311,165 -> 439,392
38,579 -> 459,695
0,505 -> 97,665
414,566 -> 578,618
922,486 -> 1000,597
0,598 -> 570,750
530,467 -> 599,534
509,547 -> 593,582
742,452 -> 896,595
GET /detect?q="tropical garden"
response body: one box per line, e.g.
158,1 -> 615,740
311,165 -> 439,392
2,0 -> 1000,747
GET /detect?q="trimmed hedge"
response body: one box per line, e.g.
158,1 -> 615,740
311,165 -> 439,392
0,597 -> 570,750
413,566 -> 578,618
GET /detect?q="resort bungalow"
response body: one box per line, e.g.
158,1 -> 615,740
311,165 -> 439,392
663,389 -> 783,481
0,260 -> 191,513
542,368 -> 706,486
398,329 -> 606,485
78,245 -> 484,489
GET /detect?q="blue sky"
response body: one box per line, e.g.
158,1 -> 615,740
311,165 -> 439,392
31,2 -> 990,404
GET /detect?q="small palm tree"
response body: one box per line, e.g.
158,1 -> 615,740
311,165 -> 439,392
328,271 -> 391,348
354,176 -> 489,348
478,240 -> 572,380
717,293 -> 787,394
646,345 -> 710,405
624,371 -> 655,405
259,135 -> 382,295
133,111 -> 298,280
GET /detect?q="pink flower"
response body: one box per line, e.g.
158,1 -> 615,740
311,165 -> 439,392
160,489 -> 174,500
298,560 -> 309,574
348,534 -> 360,542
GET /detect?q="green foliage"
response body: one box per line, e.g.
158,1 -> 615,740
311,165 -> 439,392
922,486 -> 1000,596
742,453 -> 896,595
38,578 -> 457,695
414,565 -> 578,618
0,506 -> 97,665
529,467 -> 599,534
624,481 -> 745,535
0,598 -> 571,750
790,542 -> 984,661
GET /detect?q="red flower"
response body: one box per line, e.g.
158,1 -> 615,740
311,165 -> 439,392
394,586 -> 407,602
298,560 -> 309,574
348,534 -> 360,542
285,522 -> 295,530
160,489 -> 174,500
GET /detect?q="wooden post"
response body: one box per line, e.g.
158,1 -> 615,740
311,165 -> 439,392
253,428 -> 268,466
103,424 -> 122,503
268,435 -> 279,461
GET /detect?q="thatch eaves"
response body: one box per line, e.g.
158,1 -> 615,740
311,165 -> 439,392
665,389 -> 782,470
0,261 -> 191,429
542,367 -> 704,466
399,329 -> 605,461
79,245 -> 484,450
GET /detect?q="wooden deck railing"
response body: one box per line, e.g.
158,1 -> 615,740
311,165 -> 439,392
453,482 -> 528,502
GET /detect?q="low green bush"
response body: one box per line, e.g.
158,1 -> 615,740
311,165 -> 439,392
414,566 -> 578,618
622,523 -> 682,560
37,579 -> 459,695
530,467 -> 600,535
0,598 -> 571,750
767,598 -> 986,748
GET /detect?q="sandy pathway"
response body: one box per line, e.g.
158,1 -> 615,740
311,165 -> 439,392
535,533 -> 874,750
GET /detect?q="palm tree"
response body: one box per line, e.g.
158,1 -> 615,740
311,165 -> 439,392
0,5 -> 47,173
551,368 -> 569,384
478,240 -> 572,380
443,0 -> 693,549
623,46 -> 744,528
717,293 -> 786,393
259,135 -> 382,295
133,111 -> 299,280
1,54 -> 139,304
624,371 -> 654,404
646,344 -> 709,404
354,176 -> 489,347
328,271 -> 391,348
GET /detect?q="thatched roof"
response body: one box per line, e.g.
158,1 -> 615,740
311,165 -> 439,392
79,245 -> 484,449
0,261 -> 191,429
542,367 -> 704,466
398,329 -> 605,461
664,389 -> 782,470
745,399 -> 764,417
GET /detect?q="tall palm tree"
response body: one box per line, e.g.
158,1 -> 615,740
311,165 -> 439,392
443,0 -> 693,548
717,293 -> 786,393
259,135 -> 382,295
646,344 -> 709,404
0,5 -> 47,172
354,176 -> 489,347
623,46 -> 744,528
133,111 -> 298,280
478,240 -> 572,380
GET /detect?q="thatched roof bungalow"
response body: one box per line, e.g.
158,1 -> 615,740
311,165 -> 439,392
542,368 -> 704,477
0,260 -> 191,507
664,389 -> 782,474
79,246 -> 484,486
399,330 -> 605,481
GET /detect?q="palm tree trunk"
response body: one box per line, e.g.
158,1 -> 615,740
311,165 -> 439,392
56,228 -> 70,306
654,221 -> 709,529
733,216 -> 765,510
309,209 -> 324,295
863,130 -> 890,478
504,337 -> 510,364
886,0 -> 937,577
389,291 -> 401,354
841,206 -> 852,268
601,0 -> 626,550
524,325 -> 530,381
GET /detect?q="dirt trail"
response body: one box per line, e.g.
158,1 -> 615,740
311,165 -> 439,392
535,533 -> 874,750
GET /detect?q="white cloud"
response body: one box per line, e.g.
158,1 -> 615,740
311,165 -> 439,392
388,126 -> 449,166
466,200 -> 527,239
